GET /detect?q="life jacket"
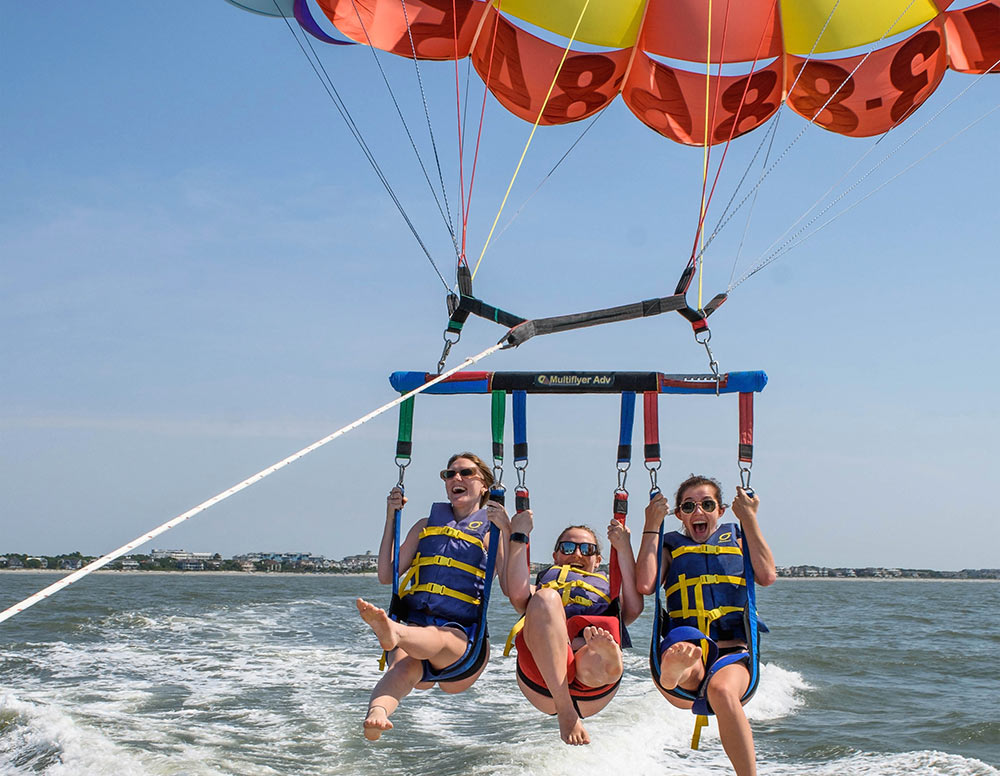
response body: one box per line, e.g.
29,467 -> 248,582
536,564 -> 612,617
397,502 -> 490,626
663,523 -> 747,643
504,564 -> 613,655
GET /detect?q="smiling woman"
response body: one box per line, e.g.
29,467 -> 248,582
503,516 -> 644,746
354,451 -> 510,741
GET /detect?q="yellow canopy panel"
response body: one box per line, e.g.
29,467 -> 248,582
781,0 -> 940,55
497,0 -> 646,49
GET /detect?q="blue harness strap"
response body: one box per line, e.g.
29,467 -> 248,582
649,523 -> 762,714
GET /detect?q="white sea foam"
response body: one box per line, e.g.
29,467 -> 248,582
0,694 -> 150,776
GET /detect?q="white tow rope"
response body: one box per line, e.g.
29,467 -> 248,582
0,343 -> 504,625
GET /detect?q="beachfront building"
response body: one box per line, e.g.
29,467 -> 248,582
337,552 -> 377,572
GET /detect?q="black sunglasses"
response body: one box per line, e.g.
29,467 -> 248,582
554,540 -> 598,557
440,467 -> 479,481
678,498 -> 719,514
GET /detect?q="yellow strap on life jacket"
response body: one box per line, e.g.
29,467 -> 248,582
504,615 -> 525,656
539,565 -> 612,607
667,572 -> 746,636
397,546 -> 487,602
670,544 -> 742,559
405,554 -> 486,579
401,582 -> 480,606
691,714 -> 708,749
418,525 -> 485,551
665,573 -> 745,599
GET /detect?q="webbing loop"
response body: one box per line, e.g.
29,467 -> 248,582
738,391 -> 754,495
617,391 -> 636,466
491,389 -> 505,469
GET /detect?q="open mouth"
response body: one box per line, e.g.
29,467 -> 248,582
691,520 -> 709,538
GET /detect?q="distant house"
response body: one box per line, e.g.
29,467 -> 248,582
340,552 -> 378,572
177,560 -> 204,571
26,557 -> 48,569
120,559 -> 140,571
59,558 -> 83,570
7,556 -> 24,569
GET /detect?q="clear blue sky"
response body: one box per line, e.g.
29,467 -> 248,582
3,2 -> 998,571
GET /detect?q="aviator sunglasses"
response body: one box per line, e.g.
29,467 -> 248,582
677,498 -> 721,514
440,467 -> 479,480
554,540 -> 599,557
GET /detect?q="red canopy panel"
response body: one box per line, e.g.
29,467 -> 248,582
640,0 -> 783,64
944,1 -> 1000,73
470,7 -> 630,126
622,55 -> 783,145
786,18 -> 949,137
314,0 -> 488,59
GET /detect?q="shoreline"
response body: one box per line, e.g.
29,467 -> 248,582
0,569 -> 379,578
0,569 -> 995,582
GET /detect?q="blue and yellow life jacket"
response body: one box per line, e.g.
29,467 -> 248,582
504,564 -> 613,655
663,523 -> 747,643
398,502 -> 490,626
536,564 -> 612,618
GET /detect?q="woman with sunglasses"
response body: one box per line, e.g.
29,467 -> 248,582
636,475 -> 776,776
505,515 -> 643,745
356,452 -> 510,741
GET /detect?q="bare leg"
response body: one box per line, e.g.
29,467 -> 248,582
706,663 -> 756,776
573,626 -> 623,689
521,588 -> 589,745
357,598 -> 467,669
362,653 -> 423,741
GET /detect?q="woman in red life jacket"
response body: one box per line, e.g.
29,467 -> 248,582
356,452 -> 510,740
505,514 -> 643,746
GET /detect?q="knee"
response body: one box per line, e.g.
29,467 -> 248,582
525,588 -> 564,620
706,677 -> 746,714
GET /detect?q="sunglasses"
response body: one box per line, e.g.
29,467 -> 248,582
440,467 -> 479,481
554,541 -> 599,557
677,498 -> 719,514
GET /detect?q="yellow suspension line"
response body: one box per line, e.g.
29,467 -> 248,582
697,0 -> 714,311
472,0 -> 593,281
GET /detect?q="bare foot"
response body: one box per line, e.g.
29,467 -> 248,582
575,626 -> 623,687
363,705 -> 393,741
558,711 -> 590,746
357,598 -> 399,652
660,641 -> 703,690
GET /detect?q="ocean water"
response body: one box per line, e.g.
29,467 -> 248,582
0,573 -> 996,775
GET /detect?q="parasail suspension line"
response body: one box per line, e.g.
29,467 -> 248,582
472,0 -> 594,281
343,0 -> 461,262
695,0 -> 715,312
274,6 -> 451,291
0,342 -> 505,626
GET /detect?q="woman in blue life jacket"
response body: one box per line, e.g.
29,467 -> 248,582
356,452 -> 510,740
636,475 -> 777,776
505,515 -> 643,746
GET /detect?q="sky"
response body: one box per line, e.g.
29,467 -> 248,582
3,2 -> 999,575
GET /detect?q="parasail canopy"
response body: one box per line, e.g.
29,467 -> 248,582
280,0 -> 1000,145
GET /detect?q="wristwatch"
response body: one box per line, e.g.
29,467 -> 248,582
510,532 -> 530,544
